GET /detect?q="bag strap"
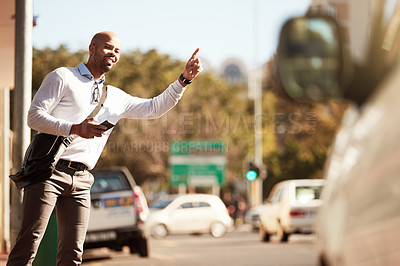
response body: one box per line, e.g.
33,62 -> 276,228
87,84 -> 108,119
67,84 -> 108,143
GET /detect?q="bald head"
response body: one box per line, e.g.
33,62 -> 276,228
86,31 -> 121,79
90,31 -> 121,47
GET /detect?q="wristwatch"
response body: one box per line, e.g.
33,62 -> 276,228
179,73 -> 192,85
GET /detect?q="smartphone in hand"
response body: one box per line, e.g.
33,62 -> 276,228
100,120 -> 115,131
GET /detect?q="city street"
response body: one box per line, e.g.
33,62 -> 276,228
82,225 -> 319,266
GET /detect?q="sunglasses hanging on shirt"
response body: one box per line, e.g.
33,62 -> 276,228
93,83 -> 100,103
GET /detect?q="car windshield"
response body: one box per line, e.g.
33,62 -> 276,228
90,175 -> 130,194
295,186 -> 323,203
149,199 -> 174,209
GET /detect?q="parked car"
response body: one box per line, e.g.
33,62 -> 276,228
259,179 -> 325,242
276,1 -> 400,264
84,167 -> 150,257
244,204 -> 265,230
146,194 -> 233,238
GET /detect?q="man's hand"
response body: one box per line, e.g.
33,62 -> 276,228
180,48 -> 203,86
70,118 -> 107,139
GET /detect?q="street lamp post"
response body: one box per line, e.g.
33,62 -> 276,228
11,0 -> 33,248
251,0 -> 263,208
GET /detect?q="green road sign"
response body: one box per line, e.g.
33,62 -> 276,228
169,141 -> 226,187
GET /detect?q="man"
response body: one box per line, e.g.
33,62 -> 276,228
7,31 -> 202,265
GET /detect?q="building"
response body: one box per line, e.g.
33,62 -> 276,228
220,58 -> 248,86
0,0 -> 15,255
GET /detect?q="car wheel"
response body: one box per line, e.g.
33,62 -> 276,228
276,223 -> 289,242
319,253 -> 329,266
113,246 -> 123,252
151,224 -> 168,238
133,237 -> 149,257
259,223 -> 270,242
210,222 -> 227,238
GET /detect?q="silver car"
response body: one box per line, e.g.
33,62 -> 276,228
85,167 -> 150,257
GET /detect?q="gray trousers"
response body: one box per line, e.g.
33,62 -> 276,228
7,163 -> 94,266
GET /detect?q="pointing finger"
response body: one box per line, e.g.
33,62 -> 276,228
190,48 -> 200,60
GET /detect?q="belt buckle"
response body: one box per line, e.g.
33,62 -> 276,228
67,161 -> 79,171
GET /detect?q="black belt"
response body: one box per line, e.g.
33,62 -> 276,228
57,159 -> 88,171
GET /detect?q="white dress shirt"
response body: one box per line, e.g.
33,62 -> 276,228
28,63 -> 186,169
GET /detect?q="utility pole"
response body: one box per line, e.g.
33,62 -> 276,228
11,0 -> 33,247
2,88 -> 11,252
251,0 -> 263,208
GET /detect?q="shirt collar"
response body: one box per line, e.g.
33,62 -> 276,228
77,62 -> 106,84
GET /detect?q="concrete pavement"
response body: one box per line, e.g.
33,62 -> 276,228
0,224 -> 254,266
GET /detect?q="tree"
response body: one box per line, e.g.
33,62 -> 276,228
32,45 -> 87,95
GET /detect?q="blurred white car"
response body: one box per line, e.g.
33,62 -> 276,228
259,179 -> 325,242
276,1 -> 400,264
146,194 -> 233,238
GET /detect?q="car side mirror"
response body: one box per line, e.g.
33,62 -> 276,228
277,16 -> 353,102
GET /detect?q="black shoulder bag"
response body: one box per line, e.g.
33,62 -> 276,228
10,85 -> 108,190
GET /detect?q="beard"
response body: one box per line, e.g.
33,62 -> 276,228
104,55 -> 115,70
93,51 -> 116,74
102,63 -> 113,73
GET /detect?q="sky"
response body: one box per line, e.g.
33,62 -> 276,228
33,0 -> 312,70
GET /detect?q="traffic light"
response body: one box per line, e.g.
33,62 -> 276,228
246,161 -> 260,181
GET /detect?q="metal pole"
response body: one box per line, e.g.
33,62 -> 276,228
11,0 -> 33,248
3,88 -> 11,252
252,0 -> 263,207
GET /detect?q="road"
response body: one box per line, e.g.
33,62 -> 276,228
82,225 -> 319,266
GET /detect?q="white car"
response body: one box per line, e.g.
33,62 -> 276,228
276,1 -> 400,264
84,167 -> 150,257
259,179 -> 325,242
146,194 -> 233,238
